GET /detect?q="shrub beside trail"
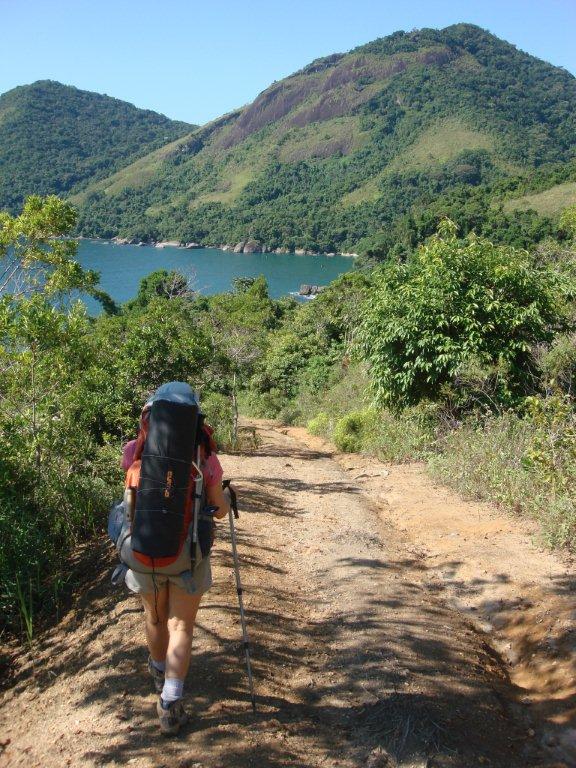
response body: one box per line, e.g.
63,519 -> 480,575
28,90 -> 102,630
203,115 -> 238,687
0,202 -> 280,638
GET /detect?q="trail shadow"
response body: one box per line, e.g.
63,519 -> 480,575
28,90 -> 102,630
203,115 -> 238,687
257,476 -> 362,497
69,545 -> 537,768
405,552 -> 576,761
243,438 -> 333,462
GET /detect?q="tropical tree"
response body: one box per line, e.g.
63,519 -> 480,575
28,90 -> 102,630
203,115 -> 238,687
359,220 -> 570,408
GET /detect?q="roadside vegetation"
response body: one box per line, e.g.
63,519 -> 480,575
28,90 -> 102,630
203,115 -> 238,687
2,195 -> 576,642
243,206 -> 576,558
0,197 -> 290,637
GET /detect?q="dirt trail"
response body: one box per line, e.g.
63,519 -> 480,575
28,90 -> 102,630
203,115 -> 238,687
1,423 -> 573,767
286,426 -> 576,760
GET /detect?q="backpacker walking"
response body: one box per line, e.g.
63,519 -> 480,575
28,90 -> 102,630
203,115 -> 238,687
115,382 -> 231,735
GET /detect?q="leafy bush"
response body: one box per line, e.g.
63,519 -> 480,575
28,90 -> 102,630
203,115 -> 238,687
307,412 -> 331,436
201,392 -> 234,450
306,399 -> 435,461
333,410 -> 379,452
559,205 -> 576,239
522,396 -> 576,494
539,333 -> 576,395
239,388 -> 286,419
277,402 -> 302,426
371,404 -> 438,462
360,220 -> 570,408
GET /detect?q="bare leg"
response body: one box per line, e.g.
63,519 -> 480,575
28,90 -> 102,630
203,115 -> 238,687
141,584 -> 169,662
165,583 -> 203,679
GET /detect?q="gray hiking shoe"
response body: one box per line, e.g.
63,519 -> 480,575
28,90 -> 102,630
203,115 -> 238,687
147,656 -> 165,694
156,697 -> 189,736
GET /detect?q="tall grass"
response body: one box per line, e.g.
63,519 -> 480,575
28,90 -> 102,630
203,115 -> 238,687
299,367 -> 437,461
429,409 -> 576,550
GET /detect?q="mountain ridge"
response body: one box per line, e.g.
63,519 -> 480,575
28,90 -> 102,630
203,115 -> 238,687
2,24 -> 576,252
72,23 -> 576,251
0,80 -> 193,212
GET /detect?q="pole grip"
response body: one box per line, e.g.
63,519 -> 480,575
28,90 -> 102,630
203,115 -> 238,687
223,479 -> 240,518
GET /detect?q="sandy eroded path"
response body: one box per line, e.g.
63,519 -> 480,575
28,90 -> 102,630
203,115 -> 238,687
0,423 -> 563,767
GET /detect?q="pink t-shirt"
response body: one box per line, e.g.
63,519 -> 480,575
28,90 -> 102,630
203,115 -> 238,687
203,453 -> 223,488
122,439 -> 138,471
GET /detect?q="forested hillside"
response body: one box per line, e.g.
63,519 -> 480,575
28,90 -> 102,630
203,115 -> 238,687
73,23 -> 576,252
0,80 -> 191,212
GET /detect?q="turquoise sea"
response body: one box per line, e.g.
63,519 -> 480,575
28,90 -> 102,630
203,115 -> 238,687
76,240 -> 354,313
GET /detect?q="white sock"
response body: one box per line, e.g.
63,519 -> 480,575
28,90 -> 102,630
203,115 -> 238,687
161,677 -> 184,706
151,658 -> 165,672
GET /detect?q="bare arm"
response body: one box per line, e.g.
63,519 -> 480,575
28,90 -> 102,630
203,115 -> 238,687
206,482 -> 230,519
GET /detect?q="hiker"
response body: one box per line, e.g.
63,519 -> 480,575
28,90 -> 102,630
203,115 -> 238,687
120,383 -> 231,735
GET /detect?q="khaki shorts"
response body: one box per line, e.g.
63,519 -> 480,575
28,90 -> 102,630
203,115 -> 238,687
125,555 -> 212,596
119,529 -> 212,597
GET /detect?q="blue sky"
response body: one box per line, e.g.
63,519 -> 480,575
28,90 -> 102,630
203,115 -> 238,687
1,0 -> 575,124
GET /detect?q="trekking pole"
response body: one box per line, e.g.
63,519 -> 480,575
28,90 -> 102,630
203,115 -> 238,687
223,480 -> 257,713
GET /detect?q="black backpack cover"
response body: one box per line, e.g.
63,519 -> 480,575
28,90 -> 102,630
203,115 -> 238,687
131,383 -> 201,565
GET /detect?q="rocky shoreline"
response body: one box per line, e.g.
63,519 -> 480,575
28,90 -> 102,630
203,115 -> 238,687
83,235 -> 358,258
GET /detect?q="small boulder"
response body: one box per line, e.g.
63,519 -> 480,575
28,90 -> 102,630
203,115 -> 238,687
243,239 -> 262,253
155,240 -> 181,248
298,284 -> 325,296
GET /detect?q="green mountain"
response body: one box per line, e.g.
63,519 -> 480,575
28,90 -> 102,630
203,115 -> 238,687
0,80 -> 192,212
73,23 -> 576,251
4,25 -> 576,252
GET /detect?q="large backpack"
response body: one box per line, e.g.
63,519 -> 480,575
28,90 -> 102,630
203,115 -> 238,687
121,382 -> 205,570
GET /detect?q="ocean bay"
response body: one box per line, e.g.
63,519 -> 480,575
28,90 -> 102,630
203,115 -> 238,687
76,239 -> 353,312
